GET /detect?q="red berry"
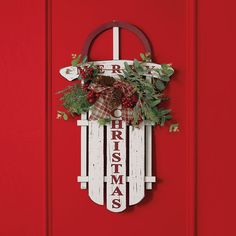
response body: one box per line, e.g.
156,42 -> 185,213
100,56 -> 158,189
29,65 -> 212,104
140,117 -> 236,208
88,98 -> 94,103
131,94 -> 138,103
87,91 -> 94,97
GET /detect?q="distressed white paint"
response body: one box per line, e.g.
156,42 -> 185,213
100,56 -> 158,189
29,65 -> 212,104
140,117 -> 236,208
113,27 -> 119,60
88,121 -> 104,205
59,60 -> 161,81
75,25 -> 157,212
106,27 -> 126,212
129,124 -> 145,205
145,76 -> 154,190
78,106 -> 88,189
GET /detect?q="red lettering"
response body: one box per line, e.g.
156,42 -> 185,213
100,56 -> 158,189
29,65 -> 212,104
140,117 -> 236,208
111,164 -> 122,173
111,186 -> 123,196
145,65 -> 155,74
112,152 -> 121,162
111,175 -> 123,184
113,141 -> 120,151
112,65 -> 121,73
111,109 -> 122,118
112,199 -> 121,209
112,130 -> 123,140
111,120 -> 123,129
96,65 -> 105,73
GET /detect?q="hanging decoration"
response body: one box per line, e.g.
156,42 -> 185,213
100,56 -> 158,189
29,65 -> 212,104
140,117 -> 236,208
57,21 -> 178,213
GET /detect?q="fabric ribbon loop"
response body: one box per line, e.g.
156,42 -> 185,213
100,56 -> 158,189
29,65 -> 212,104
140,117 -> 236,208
89,80 -> 136,122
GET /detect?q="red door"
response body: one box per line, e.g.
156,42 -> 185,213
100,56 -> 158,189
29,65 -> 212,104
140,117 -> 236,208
0,0 -> 235,236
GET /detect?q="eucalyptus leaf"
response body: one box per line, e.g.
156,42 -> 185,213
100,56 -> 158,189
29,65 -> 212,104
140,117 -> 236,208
63,113 -> 68,120
82,55 -> 87,64
156,80 -> 165,91
150,99 -> 162,107
140,53 -> 145,61
71,54 -> 81,66
160,75 -> 170,82
166,68 -> 174,76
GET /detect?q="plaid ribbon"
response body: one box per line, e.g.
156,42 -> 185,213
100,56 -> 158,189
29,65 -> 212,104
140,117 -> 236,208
89,80 -> 136,122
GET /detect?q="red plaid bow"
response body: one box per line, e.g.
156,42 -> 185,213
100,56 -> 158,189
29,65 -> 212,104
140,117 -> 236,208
89,80 -> 136,122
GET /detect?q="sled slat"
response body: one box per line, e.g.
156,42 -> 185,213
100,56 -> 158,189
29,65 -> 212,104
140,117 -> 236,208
146,76 -> 154,190
113,27 -> 119,60
129,124 -> 145,205
106,27 -> 126,212
106,120 -> 127,212
88,121 -> 104,205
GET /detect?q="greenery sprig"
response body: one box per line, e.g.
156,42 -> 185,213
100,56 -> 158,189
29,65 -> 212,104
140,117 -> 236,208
57,53 -> 179,131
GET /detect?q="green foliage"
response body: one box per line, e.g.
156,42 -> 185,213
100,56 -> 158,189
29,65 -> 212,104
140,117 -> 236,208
57,53 -> 178,131
57,83 -> 91,116
71,54 -> 81,66
98,117 -> 112,126
140,52 -> 152,62
121,57 -> 176,129
71,54 -> 87,67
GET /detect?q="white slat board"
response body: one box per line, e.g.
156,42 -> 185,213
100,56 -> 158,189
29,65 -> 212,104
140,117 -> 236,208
129,124 -> 145,205
106,27 -> 126,212
146,76 -> 153,190
80,112 -> 88,189
88,120 -> 104,205
106,117 -> 127,212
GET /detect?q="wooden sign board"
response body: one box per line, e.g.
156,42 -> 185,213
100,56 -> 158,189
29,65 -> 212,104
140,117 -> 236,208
60,25 -> 157,212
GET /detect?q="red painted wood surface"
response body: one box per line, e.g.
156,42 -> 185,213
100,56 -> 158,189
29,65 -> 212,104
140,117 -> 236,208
0,1 -> 46,236
197,0 -> 236,235
51,0 -> 188,235
0,0 -> 235,236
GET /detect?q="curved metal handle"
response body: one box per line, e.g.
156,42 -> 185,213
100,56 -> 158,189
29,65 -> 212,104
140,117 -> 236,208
81,21 -> 152,58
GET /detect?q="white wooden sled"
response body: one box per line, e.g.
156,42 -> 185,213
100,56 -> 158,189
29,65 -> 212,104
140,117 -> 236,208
60,21 -> 159,212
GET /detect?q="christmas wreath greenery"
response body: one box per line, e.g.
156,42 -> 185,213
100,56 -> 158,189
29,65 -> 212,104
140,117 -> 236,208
57,53 -> 179,132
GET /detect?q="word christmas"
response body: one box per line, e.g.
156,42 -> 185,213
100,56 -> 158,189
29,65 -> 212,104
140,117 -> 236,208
108,108 -> 126,211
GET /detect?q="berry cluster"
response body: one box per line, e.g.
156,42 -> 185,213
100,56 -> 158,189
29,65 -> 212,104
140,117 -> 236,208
122,94 -> 139,108
78,67 -> 94,79
87,90 -> 100,104
82,81 -> 91,91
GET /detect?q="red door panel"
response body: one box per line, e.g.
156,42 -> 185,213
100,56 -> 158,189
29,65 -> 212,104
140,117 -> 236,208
50,1 -> 191,236
0,1 -> 46,236
1,0 -> 236,236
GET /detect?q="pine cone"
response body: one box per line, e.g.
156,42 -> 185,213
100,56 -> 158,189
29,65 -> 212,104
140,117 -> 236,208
96,76 -> 115,86
113,88 -> 124,101
111,88 -> 124,107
